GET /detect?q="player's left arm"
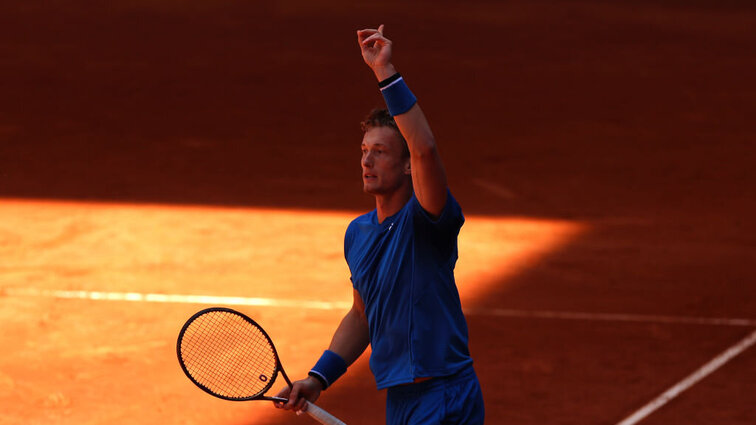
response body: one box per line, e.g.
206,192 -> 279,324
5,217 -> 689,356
358,25 -> 448,218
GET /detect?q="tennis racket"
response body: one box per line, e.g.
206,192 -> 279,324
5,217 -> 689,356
176,307 -> 346,425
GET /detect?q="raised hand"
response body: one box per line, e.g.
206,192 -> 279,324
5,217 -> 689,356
357,24 -> 397,80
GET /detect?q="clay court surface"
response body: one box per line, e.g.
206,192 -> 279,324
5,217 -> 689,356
1,1 -> 755,424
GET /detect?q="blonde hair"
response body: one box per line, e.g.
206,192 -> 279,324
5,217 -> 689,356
360,108 -> 409,158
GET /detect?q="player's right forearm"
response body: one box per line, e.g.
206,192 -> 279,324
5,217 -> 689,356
328,306 -> 370,367
307,290 -> 368,390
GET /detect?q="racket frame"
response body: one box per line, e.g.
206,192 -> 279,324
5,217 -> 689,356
176,306 -> 292,402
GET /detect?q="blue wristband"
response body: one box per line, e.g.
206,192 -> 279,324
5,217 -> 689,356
309,350 -> 347,390
379,73 -> 417,116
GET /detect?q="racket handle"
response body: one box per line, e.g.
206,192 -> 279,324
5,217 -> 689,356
305,401 -> 347,425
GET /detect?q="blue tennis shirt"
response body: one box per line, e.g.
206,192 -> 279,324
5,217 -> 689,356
345,190 -> 473,389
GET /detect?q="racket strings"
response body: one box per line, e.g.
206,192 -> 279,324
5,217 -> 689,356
184,312 -> 273,397
180,310 -> 278,399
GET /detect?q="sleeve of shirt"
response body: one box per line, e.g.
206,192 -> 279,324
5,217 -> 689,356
344,221 -> 356,287
411,189 -> 465,242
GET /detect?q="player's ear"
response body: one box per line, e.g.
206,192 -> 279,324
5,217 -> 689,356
403,158 -> 411,175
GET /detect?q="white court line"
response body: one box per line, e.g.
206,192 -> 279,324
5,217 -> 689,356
616,328 -> 756,425
3,287 -> 352,310
467,307 -> 756,327
5,287 -> 756,327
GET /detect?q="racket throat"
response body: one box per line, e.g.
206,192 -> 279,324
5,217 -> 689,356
279,364 -> 293,387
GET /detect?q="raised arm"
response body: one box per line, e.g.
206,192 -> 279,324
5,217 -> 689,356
357,25 -> 448,218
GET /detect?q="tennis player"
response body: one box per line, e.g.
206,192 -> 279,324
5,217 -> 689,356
274,25 -> 485,424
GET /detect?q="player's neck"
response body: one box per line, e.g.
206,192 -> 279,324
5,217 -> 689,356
374,184 -> 413,224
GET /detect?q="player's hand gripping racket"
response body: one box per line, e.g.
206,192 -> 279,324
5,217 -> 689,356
177,307 -> 346,425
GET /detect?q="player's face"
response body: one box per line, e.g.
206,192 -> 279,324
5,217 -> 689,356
361,126 -> 410,195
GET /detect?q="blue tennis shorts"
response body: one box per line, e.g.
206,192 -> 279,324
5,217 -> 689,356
386,364 -> 485,425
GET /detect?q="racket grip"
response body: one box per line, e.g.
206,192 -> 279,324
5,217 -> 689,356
305,401 -> 346,425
